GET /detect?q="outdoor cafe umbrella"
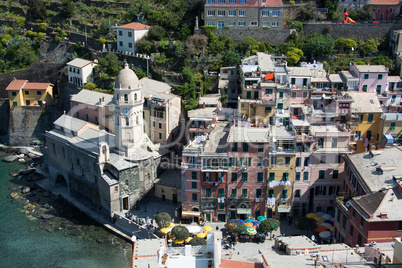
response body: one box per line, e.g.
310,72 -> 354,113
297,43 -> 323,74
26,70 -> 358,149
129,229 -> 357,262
246,227 -> 257,235
322,214 -> 332,220
187,225 -> 201,234
229,219 -> 237,221
306,213 -> 317,219
174,239 -> 185,244
325,220 -> 334,225
245,218 -> 254,223
315,226 -> 328,233
257,216 -> 267,222
204,226 -> 213,232
160,228 -> 169,234
329,226 -> 335,232
244,222 -> 253,227
168,222 -> 175,228
319,231 -> 332,238
185,237 -> 193,243
319,223 -> 333,229
316,211 -> 326,217
197,232 -> 206,238
252,221 -> 260,226
314,216 -> 326,222
237,219 -> 246,224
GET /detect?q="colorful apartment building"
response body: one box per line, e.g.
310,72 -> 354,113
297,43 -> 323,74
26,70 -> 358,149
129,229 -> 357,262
6,79 -> 54,109
386,76 -> 402,111
380,113 -> 402,146
66,58 -> 97,87
349,64 -> 388,95
347,92 -> 383,153
370,0 -> 401,21
116,22 -> 150,54
335,147 -> 402,246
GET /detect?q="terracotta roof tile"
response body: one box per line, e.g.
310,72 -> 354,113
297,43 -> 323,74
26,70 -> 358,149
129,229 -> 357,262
118,22 -> 150,30
23,82 -> 51,90
5,80 -> 27,91
371,0 -> 400,5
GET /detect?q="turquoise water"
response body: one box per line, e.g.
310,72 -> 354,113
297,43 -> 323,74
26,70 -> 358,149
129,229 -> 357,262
0,157 -> 131,268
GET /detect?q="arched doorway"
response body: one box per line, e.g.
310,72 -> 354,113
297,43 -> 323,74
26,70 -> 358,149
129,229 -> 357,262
56,174 -> 67,188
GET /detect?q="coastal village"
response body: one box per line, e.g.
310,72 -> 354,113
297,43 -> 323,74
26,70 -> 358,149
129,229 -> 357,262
1,0 -> 402,267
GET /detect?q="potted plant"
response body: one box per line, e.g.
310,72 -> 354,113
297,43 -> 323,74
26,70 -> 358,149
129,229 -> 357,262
208,260 -> 213,268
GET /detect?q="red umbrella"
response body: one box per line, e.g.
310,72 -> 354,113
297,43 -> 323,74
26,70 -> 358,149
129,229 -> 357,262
315,226 -> 327,232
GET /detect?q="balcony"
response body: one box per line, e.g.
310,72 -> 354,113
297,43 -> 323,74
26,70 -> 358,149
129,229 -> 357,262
335,196 -> 350,214
255,99 -> 276,106
181,163 -> 201,169
296,134 -> 314,142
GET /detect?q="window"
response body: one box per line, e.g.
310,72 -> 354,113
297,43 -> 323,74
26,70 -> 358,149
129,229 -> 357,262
295,189 -> 301,198
303,91 -> 308,98
391,122 -> 396,130
159,133 -> 162,140
218,188 -> 224,197
271,22 -> 279,27
333,170 -> 339,179
358,234 -> 362,246
279,92 -> 284,98
258,143 -> 264,153
360,216 -> 365,227
320,155 -> 326,164
208,0 -> 215,2
243,143 -> 248,152
265,107 -> 272,114
353,208 -> 356,218
25,91 -> 29,95
207,21 -> 216,26
228,10 -> 236,16
350,225 -> 354,237
319,170 -> 325,179
231,189 -> 237,197
282,173 -> 289,181
318,138 -> 324,148
159,122 -> 162,129
128,32 -> 132,37
219,203 -> 224,210
367,130 -> 372,140
128,42 -> 132,48
368,114 -> 374,123
256,189 -> 262,198
12,101 -> 17,107
363,85 -> 367,92
242,173 -> 248,182
218,10 -> 225,16
228,21 -> 236,27
304,157 -> 310,166
265,88 -> 273,94
281,190 -> 288,198
271,156 -> 276,165
239,10 -> 246,16
364,74 -> 369,79
268,189 -> 274,198
250,21 -> 258,26
257,172 -> 263,181
269,173 -> 275,181
11,91 -> 17,96
119,41 -> 123,46
238,21 -> 246,27
390,7 -> 393,13
295,172 -> 300,181
360,114 -> 364,123
242,189 -> 248,197
231,173 -> 238,182
239,0 -> 246,3
207,10 -> 215,16
285,157 -> 290,165
119,31 -> 122,36
192,172 -> 197,180
304,172 -> 309,181
378,74 -> 383,79
291,92 -> 297,99
218,0 -> 225,2
192,193 -> 197,202
152,121 -> 155,127
232,143 -> 238,152
332,138 -> 338,148
262,10 -> 269,16
126,117 -> 129,126
272,10 -> 280,16
229,0 -> 236,2
257,157 -> 263,166
206,188 -> 211,197
37,91 -> 41,95
398,221 -> 402,230
376,85 -> 382,94
192,182 -> 197,189
296,157 -> 301,167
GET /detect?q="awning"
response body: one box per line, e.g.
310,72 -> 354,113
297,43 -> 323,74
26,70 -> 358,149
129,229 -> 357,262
237,208 -> 252,214
277,206 -> 292,213
182,211 -> 201,217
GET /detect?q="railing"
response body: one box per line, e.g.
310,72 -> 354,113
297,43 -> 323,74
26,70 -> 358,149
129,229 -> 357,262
336,197 -> 350,214
181,163 -> 201,169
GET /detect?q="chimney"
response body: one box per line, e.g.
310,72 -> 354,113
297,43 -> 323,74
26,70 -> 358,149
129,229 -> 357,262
379,212 -> 388,219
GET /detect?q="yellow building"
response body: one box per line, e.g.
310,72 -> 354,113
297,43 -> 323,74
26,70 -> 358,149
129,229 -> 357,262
6,79 -> 54,109
380,113 -> 402,146
348,92 -> 383,153
266,126 -> 296,220
154,169 -> 182,204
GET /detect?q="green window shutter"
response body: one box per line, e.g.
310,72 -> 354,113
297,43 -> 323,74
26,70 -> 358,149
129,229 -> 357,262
269,173 -> 275,181
192,172 -> 197,180
258,143 -> 264,152
391,123 -> 396,130
295,172 -> 300,181
296,157 -> 301,167
231,173 -> 238,182
257,172 -> 263,181
256,189 -> 262,198
257,157 -> 263,166
243,143 -> 248,152
242,173 -> 248,182
279,92 -> 283,98
231,189 -> 237,197
282,173 -> 288,181
229,157 -> 233,167
363,85 -> 367,92
364,74 -> 369,79
268,190 -> 274,198
282,190 -> 287,198
218,188 -> 224,197
319,170 -> 325,179
206,188 -> 211,197
203,173 -> 206,181
333,170 -> 339,179
192,182 -> 197,189
232,143 -> 238,152
242,189 -> 247,197
303,172 -> 309,181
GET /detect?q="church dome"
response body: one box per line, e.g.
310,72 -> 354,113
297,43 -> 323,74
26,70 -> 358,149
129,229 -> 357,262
114,62 -> 141,90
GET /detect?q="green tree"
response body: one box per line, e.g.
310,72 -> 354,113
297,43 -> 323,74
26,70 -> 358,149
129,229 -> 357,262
83,83 -> 97,90
178,27 -> 191,41
259,219 -> 280,239
335,37 -> 357,52
174,41 -> 188,59
147,26 -> 166,42
356,5 -> 375,20
1,35 -> 12,46
297,2 -> 317,21
16,17 -> 26,28
324,0 -> 338,19
182,67 -> 195,86
28,0 -> 47,21
61,0 -> 74,18
134,68 -> 147,79
286,48 -> 304,66
303,34 -> 335,57
155,212 -> 172,229
290,21 -> 303,32
237,37 -> 259,54
295,217 -> 317,235
38,23 -> 47,32
97,53 -> 122,77
222,49 -> 241,66
171,226 -> 190,240
371,56 -> 395,72
136,39 -> 153,54
359,38 -> 380,56
189,237 -> 207,246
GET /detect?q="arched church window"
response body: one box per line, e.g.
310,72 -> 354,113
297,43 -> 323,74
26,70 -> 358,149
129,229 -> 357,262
134,93 -> 137,101
136,116 -> 139,124
126,117 -> 129,126
124,94 -> 128,103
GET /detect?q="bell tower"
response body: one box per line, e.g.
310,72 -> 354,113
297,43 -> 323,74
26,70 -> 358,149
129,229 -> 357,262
114,62 -> 144,153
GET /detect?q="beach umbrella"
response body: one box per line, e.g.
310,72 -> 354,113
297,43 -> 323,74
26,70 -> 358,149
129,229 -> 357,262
168,222 -> 175,228
244,222 -> 253,227
320,223 -> 333,229
315,226 -> 327,232
314,216 -> 326,222
316,211 -> 325,217
174,239 -> 184,244
160,228 -> 169,234
187,225 -> 201,234
203,226 -> 213,232
325,220 -> 334,225
197,232 -> 206,238
322,214 -> 332,220
252,221 -> 260,226
257,216 -> 267,222
246,227 -> 257,235
329,226 -> 335,232
306,213 -> 317,219
185,237 -> 193,243
245,219 -> 254,223
229,219 -> 237,221
319,231 -> 332,238
237,219 -> 246,224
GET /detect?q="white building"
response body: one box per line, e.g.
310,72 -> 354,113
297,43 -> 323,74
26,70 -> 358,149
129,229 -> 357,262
67,58 -> 97,87
116,22 -> 150,54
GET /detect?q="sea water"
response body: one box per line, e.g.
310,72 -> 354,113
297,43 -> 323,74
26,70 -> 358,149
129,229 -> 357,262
0,156 -> 131,268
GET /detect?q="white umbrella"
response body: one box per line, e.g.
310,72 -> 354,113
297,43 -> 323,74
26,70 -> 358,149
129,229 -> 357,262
319,231 -> 332,238
316,211 -> 325,216
322,214 -> 332,220
319,223 -> 333,229
187,225 -> 202,234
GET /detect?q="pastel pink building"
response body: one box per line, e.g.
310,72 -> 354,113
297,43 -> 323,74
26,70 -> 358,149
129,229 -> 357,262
349,64 -> 388,95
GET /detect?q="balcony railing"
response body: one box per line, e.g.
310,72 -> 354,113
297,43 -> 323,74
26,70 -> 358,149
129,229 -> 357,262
336,196 -> 350,214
